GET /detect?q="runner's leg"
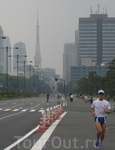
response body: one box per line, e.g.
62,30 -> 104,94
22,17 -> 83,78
95,122 -> 102,140
100,123 -> 106,142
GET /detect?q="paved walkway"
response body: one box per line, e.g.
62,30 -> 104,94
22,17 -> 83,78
40,97 -> 115,150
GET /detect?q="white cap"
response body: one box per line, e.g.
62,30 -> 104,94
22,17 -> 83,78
98,90 -> 105,94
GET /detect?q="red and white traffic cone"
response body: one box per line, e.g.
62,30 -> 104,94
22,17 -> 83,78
50,108 -> 53,124
37,113 -> 45,132
61,105 -> 64,114
55,106 -> 59,119
45,111 -> 50,127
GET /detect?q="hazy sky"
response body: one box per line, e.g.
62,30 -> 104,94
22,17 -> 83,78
0,0 -> 115,77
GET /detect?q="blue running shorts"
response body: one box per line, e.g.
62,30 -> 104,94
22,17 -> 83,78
94,116 -> 107,125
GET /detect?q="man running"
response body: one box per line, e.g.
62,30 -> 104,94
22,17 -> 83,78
91,90 -> 112,148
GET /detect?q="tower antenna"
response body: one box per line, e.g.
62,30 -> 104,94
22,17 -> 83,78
105,7 -> 107,14
90,6 -> 93,14
97,3 -> 100,14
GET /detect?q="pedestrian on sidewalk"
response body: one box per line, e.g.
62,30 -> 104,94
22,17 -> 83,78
84,94 -> 88,103
90,95 -> 93,104
91,90 -> 112,149
69,93 -> 73,102
46,93 -> 50,105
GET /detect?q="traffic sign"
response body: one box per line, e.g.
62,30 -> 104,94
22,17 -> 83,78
0,82 -> 3,87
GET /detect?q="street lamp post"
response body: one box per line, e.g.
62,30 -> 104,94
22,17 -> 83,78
19,60 -> 32,92
29,64 -> 32,93
9,54 -> 27,92
0,37 -> 18,92
6,46 -> 8,92
23,60 -> 26,92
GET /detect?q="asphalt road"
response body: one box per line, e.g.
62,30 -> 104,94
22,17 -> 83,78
1,97 -> 115,150
0,96 -> 58,150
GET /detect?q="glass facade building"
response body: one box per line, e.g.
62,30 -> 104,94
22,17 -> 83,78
63,43 -> 76,84
79,14 -> 115,66
70,66 -> 107,81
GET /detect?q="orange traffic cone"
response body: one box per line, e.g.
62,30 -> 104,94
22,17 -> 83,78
45,111 -> 50,127
56,107 -> 59,119
50,109 -> 53,124
37,114 -> 45,132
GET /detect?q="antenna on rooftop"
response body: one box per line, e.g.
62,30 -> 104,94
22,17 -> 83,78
90,6 -> 93,14
105,7 -> 107,14
97,3 -> 100,14
103,8 -> 104,14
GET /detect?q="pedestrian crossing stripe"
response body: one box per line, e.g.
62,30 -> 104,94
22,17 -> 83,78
4,109 -> 11,111
0,108 -> 38,112
12,109 -> 19,111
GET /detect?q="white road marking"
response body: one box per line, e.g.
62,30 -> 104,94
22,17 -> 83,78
30,109 -> 36,112
3,109 -> 11,111
21,109 -> 28,112
0,112 -> 23,120
4,125 -> 39,150
12,109 -> 19,111
31,112 -> 67,150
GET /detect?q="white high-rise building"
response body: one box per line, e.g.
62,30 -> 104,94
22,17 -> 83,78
13,42 -> 27,71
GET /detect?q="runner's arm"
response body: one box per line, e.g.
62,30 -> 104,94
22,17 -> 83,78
103,109 -> 112,114
91,108 -> 96,116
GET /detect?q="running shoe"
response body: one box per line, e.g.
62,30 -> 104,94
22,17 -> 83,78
98,142 -> 102,149
94,140 -> 99,148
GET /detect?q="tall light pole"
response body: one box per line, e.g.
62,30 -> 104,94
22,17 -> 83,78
19,60 -> 32,92
0,37 -> 18,92
28,64 -> 32,93
9,54 -> 27,92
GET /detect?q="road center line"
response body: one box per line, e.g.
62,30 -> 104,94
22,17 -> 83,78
30,103 -> 41,109
11,103 -> 24,108
0,103 -> 6,106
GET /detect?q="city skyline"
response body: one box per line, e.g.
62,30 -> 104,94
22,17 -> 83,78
0,0 -> 115,77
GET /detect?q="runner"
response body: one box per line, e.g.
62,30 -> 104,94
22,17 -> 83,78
91,90 -> 112,148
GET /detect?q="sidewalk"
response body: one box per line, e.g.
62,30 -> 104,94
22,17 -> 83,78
40,97 -> 115,150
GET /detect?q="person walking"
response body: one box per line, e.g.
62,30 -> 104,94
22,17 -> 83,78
69,93 -> 73,102
84,95 -> 88,103
90,95 -> 93,104
91,90 -> 112,148
46,93 -> 50,105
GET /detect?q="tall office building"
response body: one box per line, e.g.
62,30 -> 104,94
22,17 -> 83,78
13,42 -> 27,71
63,43 -> 76,84
34,11 -> 42,70
75,30 -> 79,66
78,13 -> 115,66
0,26 -> 4,73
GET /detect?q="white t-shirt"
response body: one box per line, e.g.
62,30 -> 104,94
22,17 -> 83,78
84,96 -> 88,99
70,95 -> 73,98
91,99 -> 111,117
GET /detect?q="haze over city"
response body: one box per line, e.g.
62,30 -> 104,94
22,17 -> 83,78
0,0 -> 115,77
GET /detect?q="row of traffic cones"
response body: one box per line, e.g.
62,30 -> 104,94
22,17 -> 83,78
37,104 -> 64,132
